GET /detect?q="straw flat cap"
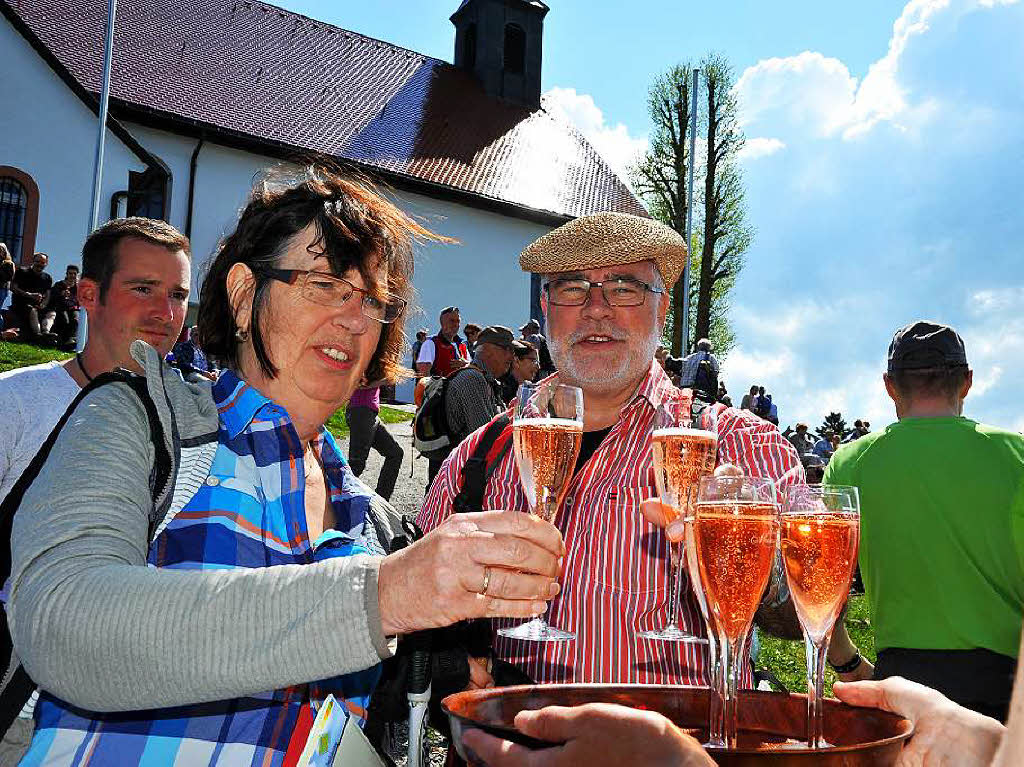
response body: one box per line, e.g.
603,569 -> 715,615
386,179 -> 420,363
520,212 -> 688,287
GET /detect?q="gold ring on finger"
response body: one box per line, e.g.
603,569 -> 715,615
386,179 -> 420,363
480,566 -> 492,596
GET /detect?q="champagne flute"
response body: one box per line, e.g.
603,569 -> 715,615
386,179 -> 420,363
497,381 -> 583,642
639,395 -> 716,643
694,475 -> 779,749
781,484 -> 860,749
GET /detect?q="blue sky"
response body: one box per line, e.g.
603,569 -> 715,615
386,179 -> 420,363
279,0 -> 1024,433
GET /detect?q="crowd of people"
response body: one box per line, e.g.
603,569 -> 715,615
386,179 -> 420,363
0,246 -> 81,350
0,164 -> 1021,767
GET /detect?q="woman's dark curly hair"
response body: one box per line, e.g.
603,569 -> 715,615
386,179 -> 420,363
197,162 -> 449,384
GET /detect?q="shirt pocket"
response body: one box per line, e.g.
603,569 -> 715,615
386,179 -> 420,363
587,485 -> 667,597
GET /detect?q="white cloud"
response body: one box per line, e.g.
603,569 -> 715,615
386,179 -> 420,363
738,137 -> 786,162
968,287 -> 1024,316
542,87 -> 649,188
734,52 -> 857,137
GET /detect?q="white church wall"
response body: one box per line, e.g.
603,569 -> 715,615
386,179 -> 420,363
1,18 -> 145,272
119,123 -> 550,401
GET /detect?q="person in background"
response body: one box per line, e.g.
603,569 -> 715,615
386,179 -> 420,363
411,327 -> 428,366
827,320 -> 1024,720
345,381 -> 404,501
0,243 -> 14,311
464,322 -> 482,355
416,306 -> 469,377
521,318 -> 556,378
812,430 -> 835,463
40,264 -> 80,350
676,338 -> 720,402
717,380 -> 732,407
500,339 -> 540,403
169,324 -> 216,381
9,252 -> 54,345
787,422 -> 815,457
0,243 -> 17,339
0,218 -> 191,506
740,384 -> 758,411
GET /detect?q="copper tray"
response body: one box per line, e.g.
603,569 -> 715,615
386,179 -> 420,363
443,684 -> 913,765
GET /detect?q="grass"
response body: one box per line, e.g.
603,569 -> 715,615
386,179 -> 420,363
2,338 -> 871,693
0,340 -> 73,373
325,404 -> 413,439
758,593 -> 875,696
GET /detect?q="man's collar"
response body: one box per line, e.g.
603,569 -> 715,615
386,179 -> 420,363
213,369 -> 280,438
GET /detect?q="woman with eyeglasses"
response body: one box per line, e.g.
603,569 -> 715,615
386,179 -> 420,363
7,164 -> 564,765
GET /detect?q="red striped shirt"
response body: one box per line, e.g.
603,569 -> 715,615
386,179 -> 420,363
416,362 -> 804,687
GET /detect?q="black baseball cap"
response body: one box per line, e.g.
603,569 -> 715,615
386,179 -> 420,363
887,320 -> 968,373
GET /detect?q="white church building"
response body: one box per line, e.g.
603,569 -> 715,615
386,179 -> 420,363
0,0 -> 645,389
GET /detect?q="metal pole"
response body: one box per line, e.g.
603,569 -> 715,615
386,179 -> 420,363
81,0 -> 116,352
681,68 -> 699,354
89,0 -> 117,232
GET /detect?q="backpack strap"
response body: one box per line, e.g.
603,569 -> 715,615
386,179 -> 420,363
452,414 -> 512,514
0,370 -> 172,736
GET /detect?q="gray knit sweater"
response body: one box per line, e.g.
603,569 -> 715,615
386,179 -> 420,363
8,342 -> 395,713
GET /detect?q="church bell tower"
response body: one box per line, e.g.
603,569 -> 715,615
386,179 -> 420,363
451,0 -> 550,109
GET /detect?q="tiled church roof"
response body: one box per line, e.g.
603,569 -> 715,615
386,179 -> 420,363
5,0 -> 647,220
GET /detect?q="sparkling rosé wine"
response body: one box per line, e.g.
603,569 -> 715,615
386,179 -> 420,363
651,428 -> 718,522
693,503 -> 779,643
781,513 -> 860,642
513,418 -> 583,522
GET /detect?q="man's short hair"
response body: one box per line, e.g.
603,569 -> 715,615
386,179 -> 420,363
464,323 -> 482,334
696,338 -> 713,352
82,218 -> 190,300
440,306 -> 459,319
888,367 -> 969,402
66,264 -> 80,273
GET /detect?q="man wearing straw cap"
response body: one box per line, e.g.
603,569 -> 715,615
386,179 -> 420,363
417,212 -> 805,692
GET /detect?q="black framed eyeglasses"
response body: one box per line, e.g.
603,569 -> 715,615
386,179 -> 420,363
543,277 -> 663,307
266,269 -> 407,324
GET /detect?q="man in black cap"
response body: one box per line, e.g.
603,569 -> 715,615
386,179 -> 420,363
427,325 -> 515,487
825,320 -> 1024,721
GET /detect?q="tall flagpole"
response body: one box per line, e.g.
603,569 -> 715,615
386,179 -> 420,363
681,68 -> 699,354
81,0 -> 117,352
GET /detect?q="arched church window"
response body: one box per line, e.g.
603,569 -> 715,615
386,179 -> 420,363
504,23 -> 525,75
0,177 -> 28,263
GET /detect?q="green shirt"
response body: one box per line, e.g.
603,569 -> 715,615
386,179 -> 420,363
824,416 -> 1024,658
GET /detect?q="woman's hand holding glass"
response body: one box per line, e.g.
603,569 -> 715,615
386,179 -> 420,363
376,510 -> 565,636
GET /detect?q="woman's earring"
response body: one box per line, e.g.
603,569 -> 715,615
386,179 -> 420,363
235,327 -> 249,342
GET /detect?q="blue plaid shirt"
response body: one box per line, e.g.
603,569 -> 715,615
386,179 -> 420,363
23,370 -> 380,766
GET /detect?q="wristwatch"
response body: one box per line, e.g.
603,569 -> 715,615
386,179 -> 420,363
827,651 -> 863,674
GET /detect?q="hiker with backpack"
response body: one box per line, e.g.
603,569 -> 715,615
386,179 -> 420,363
676,338 -> 720,403
3,166 -> 564,765
416,326 -> 515,489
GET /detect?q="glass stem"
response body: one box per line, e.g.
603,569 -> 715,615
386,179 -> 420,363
706,632 -> 725,747
667,540 -> 682,629
720,633 -> 741,749
806,633 -> 830,748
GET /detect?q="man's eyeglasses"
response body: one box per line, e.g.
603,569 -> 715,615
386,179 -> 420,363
544,277 -> 663,307
266,269 -> 407,324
